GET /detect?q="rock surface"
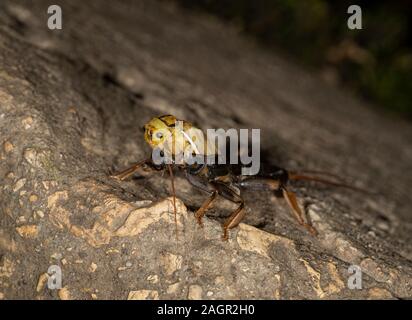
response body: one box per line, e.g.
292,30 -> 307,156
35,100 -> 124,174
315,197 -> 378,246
0,0 -> 411,299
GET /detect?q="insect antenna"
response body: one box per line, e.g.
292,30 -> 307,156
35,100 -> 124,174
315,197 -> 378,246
288,172 -> 372,194
167,164 -> 179,241
289,169 -> 346,183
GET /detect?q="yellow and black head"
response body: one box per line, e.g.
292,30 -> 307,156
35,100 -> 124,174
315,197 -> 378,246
143,115 -> 193,154
143,115 -> 217,157
144,115 -> 175,148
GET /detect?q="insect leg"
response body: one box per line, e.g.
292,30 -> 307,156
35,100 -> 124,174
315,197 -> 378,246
237,177 -> 318,236
213,182 -> 245,241
195,190 -> 218,226
185,171 -> 218,226
288,172 -> 371,194
111,159 -> 159,181
185,173 -> 246,239
281,186 -> 318,236
237,176 -> 281,191
167,164 -> 179,241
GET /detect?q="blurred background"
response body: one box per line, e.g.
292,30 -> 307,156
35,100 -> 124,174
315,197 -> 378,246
174,0 -> 412,119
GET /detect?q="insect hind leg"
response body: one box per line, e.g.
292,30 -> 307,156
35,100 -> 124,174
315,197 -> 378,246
237,176 -> 318,236
281,186 -> 318,236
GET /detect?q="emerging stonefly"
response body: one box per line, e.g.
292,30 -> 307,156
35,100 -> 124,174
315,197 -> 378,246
111,115 -> 362,240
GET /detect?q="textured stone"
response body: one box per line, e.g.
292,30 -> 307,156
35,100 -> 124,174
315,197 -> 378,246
16,225 -> 39,239
127,290 -> 159,300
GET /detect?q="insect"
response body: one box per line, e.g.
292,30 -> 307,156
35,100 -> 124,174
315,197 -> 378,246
111,115 -> 363,240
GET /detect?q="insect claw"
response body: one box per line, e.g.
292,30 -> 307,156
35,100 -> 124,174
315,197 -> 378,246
196,217 -> 204,228
307,225 -> 318,236
222,229 -> 229,241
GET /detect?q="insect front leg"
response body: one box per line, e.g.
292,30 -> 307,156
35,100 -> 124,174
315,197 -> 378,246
110,159 -> 162,181
213,182 -> 245,241
185,171 -> 218,226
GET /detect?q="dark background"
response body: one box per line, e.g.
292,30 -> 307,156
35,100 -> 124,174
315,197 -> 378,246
175,0 -> 412,118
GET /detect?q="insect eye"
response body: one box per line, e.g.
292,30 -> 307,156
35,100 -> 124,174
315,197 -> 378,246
155,132 -> 164,139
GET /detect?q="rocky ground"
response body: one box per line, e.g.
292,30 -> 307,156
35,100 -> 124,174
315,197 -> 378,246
0,0 -> 411,299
